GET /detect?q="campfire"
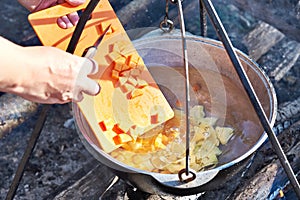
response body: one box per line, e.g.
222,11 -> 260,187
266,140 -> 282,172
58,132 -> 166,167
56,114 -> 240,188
0,0 -> 299,199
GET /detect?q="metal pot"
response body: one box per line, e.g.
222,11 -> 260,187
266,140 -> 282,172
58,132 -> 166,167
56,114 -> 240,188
73,32 -> 277,195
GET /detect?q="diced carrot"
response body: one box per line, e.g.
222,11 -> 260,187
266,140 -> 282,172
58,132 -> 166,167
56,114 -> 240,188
111,69 -> 119,79
108,44 -> 114,53
131,125 -> 137,129
113,135 -> 121,145
113,134 -> 132,145
98,119 -> 114,131
98,121 -> 107,131
121,64 -> 131,71
99,23 -> 114,35
125,55 -> 131,65
113,61 -> 123,71
151,113 -> 159,124
112,124 -> 125,134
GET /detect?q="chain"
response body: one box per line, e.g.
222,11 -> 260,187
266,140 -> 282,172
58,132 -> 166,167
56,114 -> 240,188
160,0 -> 174,32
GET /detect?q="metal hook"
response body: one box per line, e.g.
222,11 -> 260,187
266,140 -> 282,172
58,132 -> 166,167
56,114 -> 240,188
178,168 -> 196,183
160,0 -> 174,32
160,17 -> 174,33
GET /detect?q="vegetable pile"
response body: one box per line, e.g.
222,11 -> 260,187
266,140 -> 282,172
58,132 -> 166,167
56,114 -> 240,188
110,105 -> 234,173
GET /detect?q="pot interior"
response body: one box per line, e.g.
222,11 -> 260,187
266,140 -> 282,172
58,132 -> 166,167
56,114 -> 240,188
74,34 -> 277,188
134,35 -> 277,165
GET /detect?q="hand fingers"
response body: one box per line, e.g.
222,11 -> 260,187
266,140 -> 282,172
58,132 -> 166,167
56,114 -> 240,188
73,58 -> 101,101
57,17 -> 67,29
81,58 -> 99,75
67,12 -> 80,26
53,0 -> 84,29
57,12 -> 80,29
80,58 -> 101,95
80,77 -> 101,96
57,15 -> 74,29
65,0 -> 86,6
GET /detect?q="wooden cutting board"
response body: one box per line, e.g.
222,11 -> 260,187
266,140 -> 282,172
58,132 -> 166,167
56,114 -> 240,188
28,0 -> 174,153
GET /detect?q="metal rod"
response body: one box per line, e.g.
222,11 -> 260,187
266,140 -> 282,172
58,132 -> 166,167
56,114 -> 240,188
200,0 -> 300,197
199,0 -> 207,37
66,0 -> 100,53
6,104 -> 51,200
175,0 -> 191,176
5,0 -> 102,199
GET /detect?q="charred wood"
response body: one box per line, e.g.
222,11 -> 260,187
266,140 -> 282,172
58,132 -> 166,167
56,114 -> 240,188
243,21 -> 284,61
231,121 -> 300,200
258,38 -> 300,82
115,0 -> 165,30
0,93 -> 39,139
44,161 -> 116,200
224,0 -> 300,43
276,97 -> 300,127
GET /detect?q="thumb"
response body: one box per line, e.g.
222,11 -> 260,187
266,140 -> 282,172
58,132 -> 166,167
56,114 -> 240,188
73,58 -> 100,101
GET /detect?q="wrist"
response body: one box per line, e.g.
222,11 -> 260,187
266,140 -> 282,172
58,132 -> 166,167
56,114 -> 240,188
0,37 -> 27,94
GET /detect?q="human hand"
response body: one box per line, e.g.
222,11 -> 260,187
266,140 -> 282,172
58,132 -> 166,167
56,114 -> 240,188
18,0 -> 85,29
17,46 -> 100,104
0,37 -> 100,104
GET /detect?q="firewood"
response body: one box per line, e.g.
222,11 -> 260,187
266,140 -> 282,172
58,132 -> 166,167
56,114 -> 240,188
258,38 -> 300,81
45,161 -> 116,200
0,93 -> 39,138
231,122 -> 300,200
224,0 -> 300,43
243,21 -> 284,61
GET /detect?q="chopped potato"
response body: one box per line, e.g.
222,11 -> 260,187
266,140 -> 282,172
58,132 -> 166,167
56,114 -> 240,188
190,105 -> 205,124
216,126 -> 234,145
110,105 -> 234,174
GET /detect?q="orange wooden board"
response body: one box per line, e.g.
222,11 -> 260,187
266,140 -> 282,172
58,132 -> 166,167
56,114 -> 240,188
28,0 -> 174,153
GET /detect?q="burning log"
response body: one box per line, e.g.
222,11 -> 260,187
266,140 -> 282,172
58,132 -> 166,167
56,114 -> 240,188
0,93 -> 39,139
